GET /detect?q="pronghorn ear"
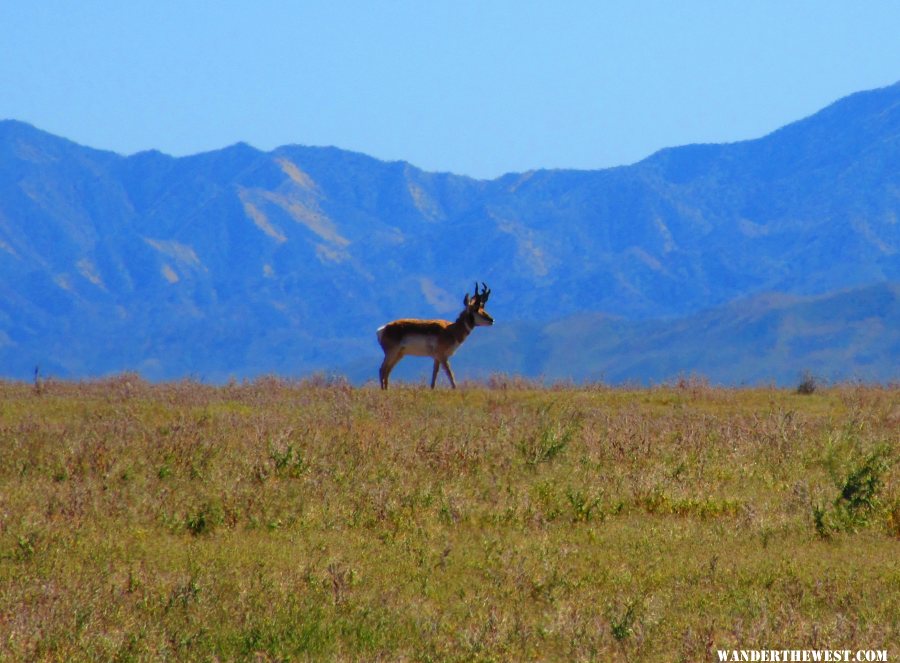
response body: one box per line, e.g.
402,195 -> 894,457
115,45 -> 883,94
463,293 -> 471,307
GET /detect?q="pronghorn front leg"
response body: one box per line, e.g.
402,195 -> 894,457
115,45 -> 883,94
441,360 -> 457,389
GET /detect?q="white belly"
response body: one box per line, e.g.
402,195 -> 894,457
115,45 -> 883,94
399,334 -> 457,357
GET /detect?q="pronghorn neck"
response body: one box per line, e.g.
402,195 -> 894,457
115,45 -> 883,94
448,308 -> 476,345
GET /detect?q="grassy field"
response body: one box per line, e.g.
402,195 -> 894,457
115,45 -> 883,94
1,376 -> 898,661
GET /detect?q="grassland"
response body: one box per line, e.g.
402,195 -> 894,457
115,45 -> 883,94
1,376 -> 898,661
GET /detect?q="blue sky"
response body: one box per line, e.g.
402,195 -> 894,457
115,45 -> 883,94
2,1 -> 899,179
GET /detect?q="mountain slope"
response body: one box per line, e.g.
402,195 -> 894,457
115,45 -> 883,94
1,81 -> 899,383
439,282 -> 899,386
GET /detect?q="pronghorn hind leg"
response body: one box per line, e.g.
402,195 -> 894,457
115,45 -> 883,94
442,360 -> 457,389
379,359 -> 387,390
430,360 -> 440,389
380,352 -> 402,390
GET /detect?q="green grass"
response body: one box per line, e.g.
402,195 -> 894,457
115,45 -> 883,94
1,375 -> 898,661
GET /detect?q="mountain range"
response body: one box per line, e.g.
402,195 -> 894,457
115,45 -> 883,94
1,81 -> 899,385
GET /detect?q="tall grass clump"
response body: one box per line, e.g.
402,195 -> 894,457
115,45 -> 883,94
814,447 -> 892,538
796,370 -> 819,395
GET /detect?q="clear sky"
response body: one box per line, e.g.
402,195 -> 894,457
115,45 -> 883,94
2,1 -> 900,179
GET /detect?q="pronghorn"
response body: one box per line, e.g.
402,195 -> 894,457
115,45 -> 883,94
376,282 -> 493,389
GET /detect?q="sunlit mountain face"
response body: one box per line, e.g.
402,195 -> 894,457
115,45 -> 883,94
1,82 -> 899,384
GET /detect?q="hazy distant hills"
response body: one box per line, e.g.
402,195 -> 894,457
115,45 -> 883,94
451,282 -> 900,386
1,81 -> 899,384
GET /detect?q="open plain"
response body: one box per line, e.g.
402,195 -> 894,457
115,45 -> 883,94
1,376 -> 897,661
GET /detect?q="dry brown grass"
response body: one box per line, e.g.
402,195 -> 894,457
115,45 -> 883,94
1,376 -> 897,661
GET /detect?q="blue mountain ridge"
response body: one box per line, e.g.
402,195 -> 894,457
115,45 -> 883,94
1,81 -> 898,384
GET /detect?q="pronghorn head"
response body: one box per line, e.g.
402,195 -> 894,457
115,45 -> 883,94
464,282 -> 494,326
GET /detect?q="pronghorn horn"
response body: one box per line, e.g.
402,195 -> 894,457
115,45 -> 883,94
481,282 -> 490,303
